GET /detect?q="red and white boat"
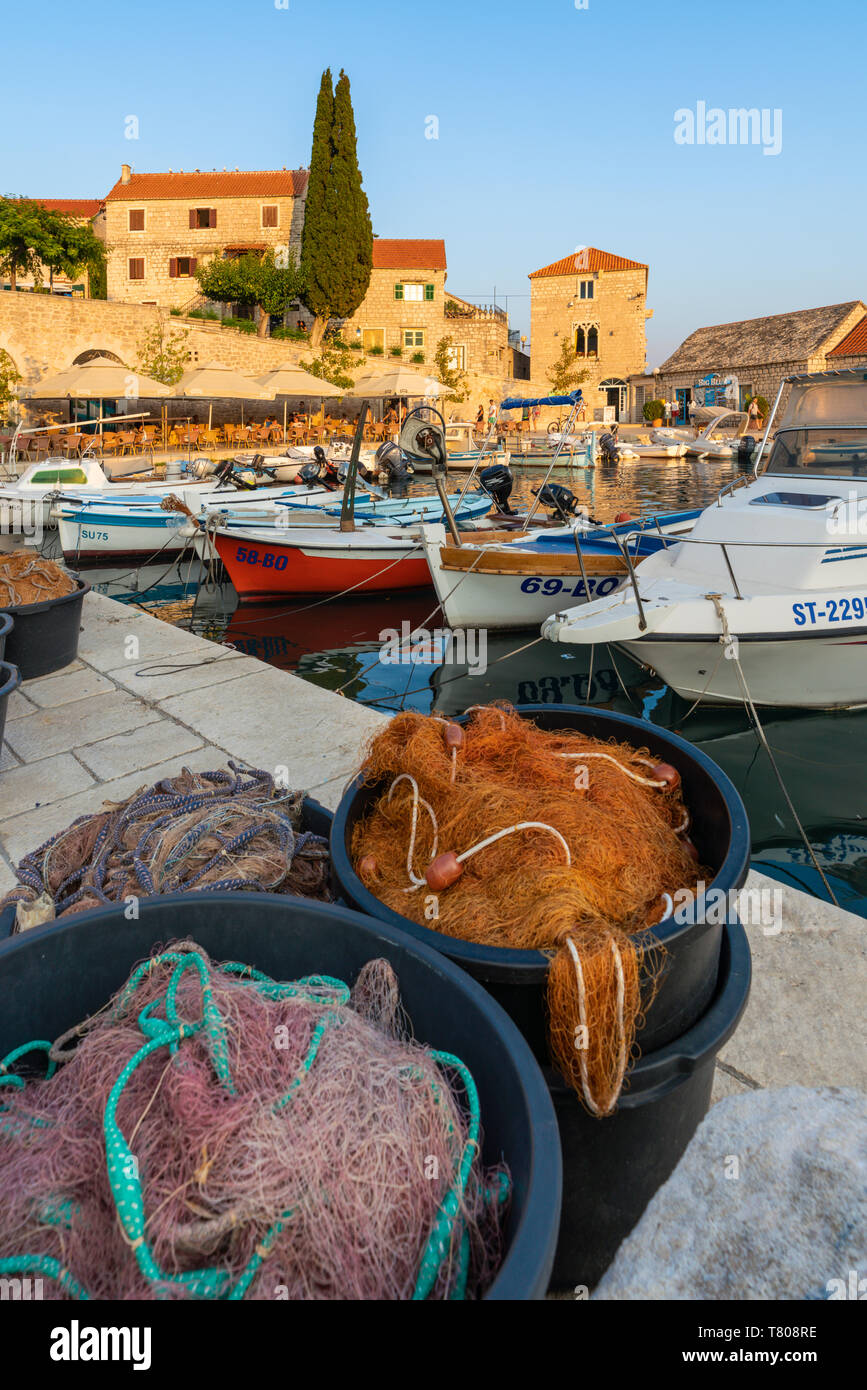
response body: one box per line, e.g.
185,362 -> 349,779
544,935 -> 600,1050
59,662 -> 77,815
210,524 -> 432,601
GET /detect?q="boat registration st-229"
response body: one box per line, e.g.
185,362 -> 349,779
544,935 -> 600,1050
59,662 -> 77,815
792,597 -> 867,625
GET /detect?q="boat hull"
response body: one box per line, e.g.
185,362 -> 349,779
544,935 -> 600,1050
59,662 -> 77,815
214,530 -> 432,601
620,631 -> 867,709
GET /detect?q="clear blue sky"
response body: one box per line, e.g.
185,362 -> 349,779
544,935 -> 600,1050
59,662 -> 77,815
2,0 -> 863,363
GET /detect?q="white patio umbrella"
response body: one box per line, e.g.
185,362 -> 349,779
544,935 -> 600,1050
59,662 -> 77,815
22,355 -> 173,444
348,367 -> 448,437
174,361 -> 274,430
254,363 -> 342,442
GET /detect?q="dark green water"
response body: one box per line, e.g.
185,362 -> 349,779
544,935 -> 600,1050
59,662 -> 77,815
87,457 -> 867,916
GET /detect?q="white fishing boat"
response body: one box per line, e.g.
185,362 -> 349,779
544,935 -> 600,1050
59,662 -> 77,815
420,509 -> 698,630
0,452 -> 280,534
55,482 -> 332,564
542,369 -> 867,708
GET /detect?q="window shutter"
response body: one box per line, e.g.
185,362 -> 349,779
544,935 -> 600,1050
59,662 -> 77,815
189,258 -> 198,274
394,283 -> 403,300
189,209 -> 196,229
424,283 -> 434,301
169,258 -> 178,278
209,208 -> 216,228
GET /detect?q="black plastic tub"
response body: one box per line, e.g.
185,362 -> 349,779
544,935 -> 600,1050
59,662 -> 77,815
0,660 -> 20,754
0,611 -> 12,663
0,792 -> 335,941
0,891 -> 562,1301
0,575 -> 90,681
331,705 -> 751,1059
550,917 -> 751,1288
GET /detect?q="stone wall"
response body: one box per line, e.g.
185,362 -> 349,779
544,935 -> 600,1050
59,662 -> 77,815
530,266 -> 649,406
0,292 -> 311,389
105,193 -> 305,308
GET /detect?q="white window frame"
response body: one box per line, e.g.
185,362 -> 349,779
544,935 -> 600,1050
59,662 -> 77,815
579,279 -> 594,300
403,283 -> 424,302
446,343 -> 466,371
403,328 -> 425,349
260,204 -> 281,229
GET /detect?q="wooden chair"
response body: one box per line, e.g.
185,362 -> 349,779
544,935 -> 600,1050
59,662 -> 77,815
116,431 -> 138,456
99,434 -> 121,459
199,429 -> 221,451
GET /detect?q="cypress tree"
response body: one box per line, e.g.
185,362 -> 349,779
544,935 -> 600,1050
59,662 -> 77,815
301,69 -> 372,348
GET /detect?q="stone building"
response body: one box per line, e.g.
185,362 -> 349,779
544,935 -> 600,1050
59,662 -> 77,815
2,199 -> 105,298
339,239 -> 511,375
651,301 -> 867,423
528,247 -> 651,420
104,165 -> 308,309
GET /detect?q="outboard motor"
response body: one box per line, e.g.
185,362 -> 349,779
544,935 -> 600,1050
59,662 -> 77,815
374,441 -> 412,493
737,434 -> 757,468
298,460 -> 323,487
598,430 -> 620,464
532,482 -> 583,522
479,463 -> 515,515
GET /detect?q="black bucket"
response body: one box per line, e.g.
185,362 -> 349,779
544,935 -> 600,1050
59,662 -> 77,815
0,576 -> 90,681
0,660 -> 20,753
331,705 -> 751,1059
550,917 -> 750,1288
0,891 -> 562,1300
0,611 -> 12,663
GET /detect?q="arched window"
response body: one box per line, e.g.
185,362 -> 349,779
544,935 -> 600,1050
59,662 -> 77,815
72,349 -> 124,365
574,326 -> 585,355
586,326 -> 598,357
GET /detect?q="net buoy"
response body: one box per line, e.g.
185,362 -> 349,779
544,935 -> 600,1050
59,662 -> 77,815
425,852 -> 464,891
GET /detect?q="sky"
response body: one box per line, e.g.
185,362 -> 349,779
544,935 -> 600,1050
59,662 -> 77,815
2,0 -> 864,365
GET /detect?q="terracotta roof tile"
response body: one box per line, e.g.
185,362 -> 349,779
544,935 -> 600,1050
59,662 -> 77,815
372,239 -> 447,271
529,247 -> 648,278
104,170 -> 308,201
30,198 -> 102,219
828,315 -> 867,357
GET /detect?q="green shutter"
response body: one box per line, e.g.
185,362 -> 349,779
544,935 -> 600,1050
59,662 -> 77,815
424,283 -> 434,301
394,283 -> 403,300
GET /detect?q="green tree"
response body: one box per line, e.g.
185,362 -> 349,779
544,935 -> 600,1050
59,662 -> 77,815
300,69 -> 373,348
195,248 -> 304,339
0,199 -> 48,289
136,316 -> 190,385
41,208 -> 106,295
433,337 -> 468,402
546,340 -> 590,396
300,332 -> 358,390
0,348 -> 21,423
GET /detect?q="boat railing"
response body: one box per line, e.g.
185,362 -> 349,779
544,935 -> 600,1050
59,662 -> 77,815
619,528 -> 867,613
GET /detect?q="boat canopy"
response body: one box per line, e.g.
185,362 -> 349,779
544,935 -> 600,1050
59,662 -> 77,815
499,391 -> 584,410
778,378 -> 867,431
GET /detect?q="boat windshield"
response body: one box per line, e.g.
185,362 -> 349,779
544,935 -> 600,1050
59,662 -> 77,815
765,428 -> 867,478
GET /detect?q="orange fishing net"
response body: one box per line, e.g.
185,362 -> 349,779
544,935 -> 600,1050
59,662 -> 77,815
351,703 -> 708,1115
0,552 -> 77,607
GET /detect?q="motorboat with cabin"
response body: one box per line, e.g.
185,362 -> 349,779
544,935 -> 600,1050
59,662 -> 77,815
542,369 -> 867,708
